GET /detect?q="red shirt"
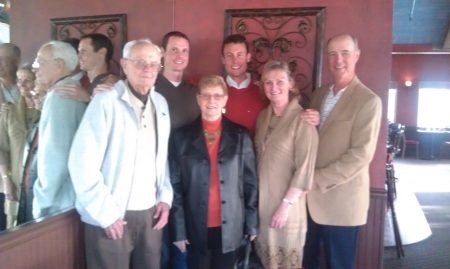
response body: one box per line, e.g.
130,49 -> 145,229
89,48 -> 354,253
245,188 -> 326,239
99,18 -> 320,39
203,117 -> 222,227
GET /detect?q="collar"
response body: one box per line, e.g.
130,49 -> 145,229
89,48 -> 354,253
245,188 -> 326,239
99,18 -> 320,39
329,84 -> 348,96
126,80 -> 151,104
226,73 -> 251,89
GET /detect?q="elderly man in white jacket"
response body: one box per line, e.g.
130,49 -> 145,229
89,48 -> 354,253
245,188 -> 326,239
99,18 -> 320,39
69,38 -> 172,269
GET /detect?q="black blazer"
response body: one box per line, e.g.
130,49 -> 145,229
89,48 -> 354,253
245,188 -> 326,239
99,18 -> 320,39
169,116 -> 258,253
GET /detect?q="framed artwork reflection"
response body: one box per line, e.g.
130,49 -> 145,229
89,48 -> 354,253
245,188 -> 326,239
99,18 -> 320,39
50,14 -> 127,76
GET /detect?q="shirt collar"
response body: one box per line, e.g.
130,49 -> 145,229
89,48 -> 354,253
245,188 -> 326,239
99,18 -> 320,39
226,73 -> 251,89
329,84 -> 348,96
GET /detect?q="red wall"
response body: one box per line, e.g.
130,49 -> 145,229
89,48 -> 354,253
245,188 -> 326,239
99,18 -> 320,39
11,0 -> 393,189
391,52 -> 450,126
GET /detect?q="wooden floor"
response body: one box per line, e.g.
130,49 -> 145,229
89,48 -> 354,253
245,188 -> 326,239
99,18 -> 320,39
384,157 -> 450,269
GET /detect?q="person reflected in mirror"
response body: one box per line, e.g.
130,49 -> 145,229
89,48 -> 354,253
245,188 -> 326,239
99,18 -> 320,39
31,41 -> 87,219
253,60 -> 318,269
68,38 -> 172,269
170,75 -> 258,269
55,33 -> 119,103
0,43 -> 21,106
0,63 -> 41,228
302,34 -> 382,269
156,31 -> 200,269
0,43 -> 21,231
16,82 -> 47,225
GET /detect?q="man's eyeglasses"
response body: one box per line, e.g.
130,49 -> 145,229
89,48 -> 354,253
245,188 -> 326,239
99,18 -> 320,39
198,93 -> 226,101
124,59 -> 162,71
32,58 -> 58,69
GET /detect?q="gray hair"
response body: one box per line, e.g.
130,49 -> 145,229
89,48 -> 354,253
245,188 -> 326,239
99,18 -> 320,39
122,38 -> 162,59
41,40 -> 78,73
327,34 -> 359,50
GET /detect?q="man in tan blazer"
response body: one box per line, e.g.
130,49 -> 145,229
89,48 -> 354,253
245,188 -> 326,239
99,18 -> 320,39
302,34 -> 382,269
0,43 -> 21,231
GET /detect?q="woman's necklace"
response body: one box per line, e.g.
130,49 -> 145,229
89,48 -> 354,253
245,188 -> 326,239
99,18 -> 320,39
204,129 -> 221,144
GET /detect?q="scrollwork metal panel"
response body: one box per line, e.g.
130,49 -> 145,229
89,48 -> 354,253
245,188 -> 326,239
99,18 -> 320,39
225,8 -> 326,107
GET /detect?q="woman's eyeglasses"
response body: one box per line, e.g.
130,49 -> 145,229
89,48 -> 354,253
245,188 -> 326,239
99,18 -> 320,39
197,94 -> 226,100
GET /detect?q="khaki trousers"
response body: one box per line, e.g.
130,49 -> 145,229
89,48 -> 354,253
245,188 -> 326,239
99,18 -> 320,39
84,206 -> 162,269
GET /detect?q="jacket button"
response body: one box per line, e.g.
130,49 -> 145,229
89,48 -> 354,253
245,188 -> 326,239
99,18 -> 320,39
220,180 -> 224,184
222,220 -> 227,224
221,201 -> 226,204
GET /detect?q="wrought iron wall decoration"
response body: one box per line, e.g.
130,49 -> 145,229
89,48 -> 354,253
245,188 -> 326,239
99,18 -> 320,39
50,14 -> 127,76
225,8 -> 326,106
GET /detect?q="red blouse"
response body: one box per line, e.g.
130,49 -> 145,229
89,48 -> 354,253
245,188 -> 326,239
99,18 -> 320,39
202,117 -> 223,227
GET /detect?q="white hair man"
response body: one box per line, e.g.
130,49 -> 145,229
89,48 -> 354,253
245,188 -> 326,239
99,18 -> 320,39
32,40 -> 87,218
69,38 -> 172,269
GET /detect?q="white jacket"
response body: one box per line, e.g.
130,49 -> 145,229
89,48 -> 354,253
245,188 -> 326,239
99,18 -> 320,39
68,80 -> 172,228
33,77 -> 87,218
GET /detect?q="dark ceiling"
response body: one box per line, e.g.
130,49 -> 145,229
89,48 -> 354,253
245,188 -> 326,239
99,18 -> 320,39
393,0 -> 450,47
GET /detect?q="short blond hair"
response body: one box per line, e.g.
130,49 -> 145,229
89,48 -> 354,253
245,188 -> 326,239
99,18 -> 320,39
197,75 -> 228,95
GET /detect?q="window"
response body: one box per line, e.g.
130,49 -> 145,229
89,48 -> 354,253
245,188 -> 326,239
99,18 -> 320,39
417,82 -> 450,129
0,22 -> 9,43
387,82 -> 397,123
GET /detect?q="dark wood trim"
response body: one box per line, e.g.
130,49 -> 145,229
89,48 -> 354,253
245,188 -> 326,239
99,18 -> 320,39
355,187 -> 387,269
0,188 -> 387,269
0,209 -> 86,269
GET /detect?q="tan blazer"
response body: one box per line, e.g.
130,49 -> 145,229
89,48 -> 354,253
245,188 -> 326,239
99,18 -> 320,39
306,76 -> 382,226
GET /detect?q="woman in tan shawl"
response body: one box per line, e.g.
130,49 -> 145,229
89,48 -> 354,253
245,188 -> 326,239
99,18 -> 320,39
0,63 -> 40,228
254,60 -> 318,269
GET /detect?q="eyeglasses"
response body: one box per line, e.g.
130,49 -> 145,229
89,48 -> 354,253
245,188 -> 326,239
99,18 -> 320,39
32,59 -> 58,69
17,78 -> 34,84
124,58 -> 162,71
198,93 -> 226,101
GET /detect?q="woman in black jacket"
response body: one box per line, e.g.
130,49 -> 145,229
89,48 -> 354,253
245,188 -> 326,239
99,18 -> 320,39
169,75 -> 258,269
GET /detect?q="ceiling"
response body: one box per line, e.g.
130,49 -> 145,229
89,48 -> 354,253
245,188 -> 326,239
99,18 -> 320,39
393,0 -> 450,48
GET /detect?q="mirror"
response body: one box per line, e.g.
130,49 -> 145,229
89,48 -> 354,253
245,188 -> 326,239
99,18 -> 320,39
0,1 -> 175,233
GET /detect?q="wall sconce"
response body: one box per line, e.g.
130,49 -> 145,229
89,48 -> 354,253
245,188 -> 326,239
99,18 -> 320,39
405,80 -> 412,87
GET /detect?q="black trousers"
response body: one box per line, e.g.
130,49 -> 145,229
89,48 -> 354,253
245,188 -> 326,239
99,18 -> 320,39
0,194 -> 5,231
187,227 -> 237,269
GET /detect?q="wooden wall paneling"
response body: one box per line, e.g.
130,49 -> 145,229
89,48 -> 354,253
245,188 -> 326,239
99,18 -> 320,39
0,209 -> 86,269
355,188 -> 387,269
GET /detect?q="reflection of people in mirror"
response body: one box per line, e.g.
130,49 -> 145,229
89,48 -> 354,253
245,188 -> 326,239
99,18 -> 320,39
69,38 -> 172,269
32,41 -> 87,219
0,63 -> 41,228
16,83 -> 47,225
0,43 -> 22,231
54,34 -> 120,103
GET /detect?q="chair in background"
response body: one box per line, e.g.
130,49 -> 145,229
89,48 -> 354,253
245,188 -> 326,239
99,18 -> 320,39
386,122 -> 405,258
388,123 -> 405,158
402,126 -> 420,159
